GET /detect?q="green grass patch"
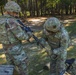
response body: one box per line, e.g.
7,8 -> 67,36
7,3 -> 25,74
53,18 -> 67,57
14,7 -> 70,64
65,22 -> 76,36
65,21 -> 76,58
0,54 -> 6,64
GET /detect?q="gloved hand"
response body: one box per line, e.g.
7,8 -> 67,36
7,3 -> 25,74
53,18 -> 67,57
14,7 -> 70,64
39,38 -> 47,46
53,49 -> 61,55
24,32 -> 32,41
27,32 -> 33,37
53,49 -> 58,55
37,38 -> 51,56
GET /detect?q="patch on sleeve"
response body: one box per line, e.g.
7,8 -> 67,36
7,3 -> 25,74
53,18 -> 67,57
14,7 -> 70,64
8,19 -> 17,29
9,19 -> 15,25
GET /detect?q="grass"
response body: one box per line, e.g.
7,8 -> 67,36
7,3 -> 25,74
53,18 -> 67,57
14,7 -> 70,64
65,22 -> 76,58
65,22 -> 76,36
0,19 -> 76,75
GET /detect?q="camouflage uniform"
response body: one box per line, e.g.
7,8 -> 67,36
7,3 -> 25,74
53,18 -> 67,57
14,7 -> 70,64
0,1 -> 29,75
42,17 -> 70,75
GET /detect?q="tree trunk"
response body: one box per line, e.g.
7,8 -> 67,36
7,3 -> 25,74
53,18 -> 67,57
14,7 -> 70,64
36,0 -> 39,16
40,0 -> 43,16
69,5 -> 72,14
1,6 -> 3,15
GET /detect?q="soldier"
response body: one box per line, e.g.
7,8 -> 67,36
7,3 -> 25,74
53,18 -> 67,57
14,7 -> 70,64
0,1 -> 30,75
42,17 -> 70,75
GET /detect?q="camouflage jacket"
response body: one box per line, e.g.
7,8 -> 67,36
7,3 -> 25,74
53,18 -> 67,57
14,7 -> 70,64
42,26 -> 70,55
0,15 -> 29,45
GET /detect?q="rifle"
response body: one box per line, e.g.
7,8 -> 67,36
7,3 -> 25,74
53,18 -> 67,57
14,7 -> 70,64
60,70 -> 65,75
17,19 -> 50,56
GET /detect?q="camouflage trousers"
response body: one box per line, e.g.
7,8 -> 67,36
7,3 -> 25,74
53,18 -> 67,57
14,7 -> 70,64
4,44 -> 28,75
50,51 -> 67,75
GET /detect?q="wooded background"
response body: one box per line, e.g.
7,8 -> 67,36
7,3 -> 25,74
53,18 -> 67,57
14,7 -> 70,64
0,0 -> 76,17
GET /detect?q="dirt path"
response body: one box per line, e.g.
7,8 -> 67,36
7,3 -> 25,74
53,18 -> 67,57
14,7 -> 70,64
24,16 -> 76,31
24,17 -> 76,46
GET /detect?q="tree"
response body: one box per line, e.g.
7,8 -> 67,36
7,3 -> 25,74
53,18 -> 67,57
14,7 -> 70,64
0,0 -> 7,15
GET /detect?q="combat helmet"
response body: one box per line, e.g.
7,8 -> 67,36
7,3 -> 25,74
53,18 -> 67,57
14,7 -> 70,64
44,17 -> 61,32
4,1 -> 21,12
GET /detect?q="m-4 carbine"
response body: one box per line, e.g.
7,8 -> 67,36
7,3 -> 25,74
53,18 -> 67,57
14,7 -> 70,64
17,19 -> 49,55
17,19 -> 50,56
17,19 -> 41,45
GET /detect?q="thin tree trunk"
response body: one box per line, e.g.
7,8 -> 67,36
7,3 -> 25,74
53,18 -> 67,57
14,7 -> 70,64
1,6 -> 3,15
36,0 -> 39,16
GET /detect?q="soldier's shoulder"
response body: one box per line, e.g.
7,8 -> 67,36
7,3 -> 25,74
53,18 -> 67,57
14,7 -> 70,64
0,15 -> 13,21
61,28 -> 69,39
0,15 -> 6,19
0,16 -> 7,24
